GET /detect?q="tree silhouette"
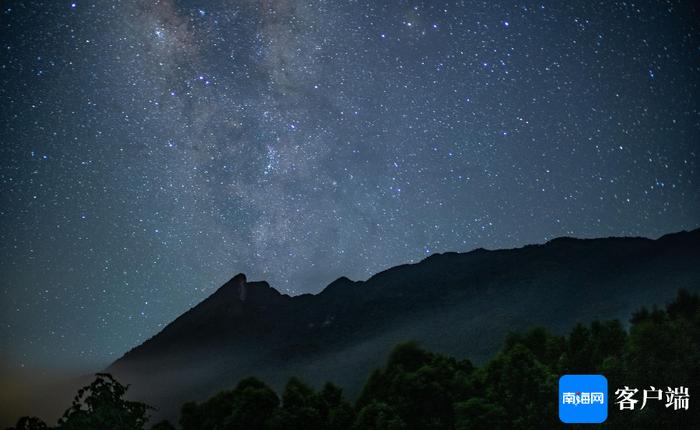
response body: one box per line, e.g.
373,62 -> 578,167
353,401 -> 405,430
150,421 -> 175,430
356,341 -> 475,430
57,373 -> 151,430
180,377 -> 279,430
267,377 -> 323,430
223,377 -> 279,430
6,417 -> 48,430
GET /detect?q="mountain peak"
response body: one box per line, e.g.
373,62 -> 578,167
329,276 -> 353,287
320,276 -> 355,295
221,273 -> 248,300
227,272 -> 247,286
212,273 -> 283,305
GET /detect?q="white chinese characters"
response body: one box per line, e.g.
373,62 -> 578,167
562,392 -> 605,406
614,386 -> 690,411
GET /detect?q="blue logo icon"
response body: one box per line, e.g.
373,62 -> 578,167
559,374 -> 608,423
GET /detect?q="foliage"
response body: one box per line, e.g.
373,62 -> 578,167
180,377 -> 279,430
58,373 -> 152,430
6,417 -> 48,430
150,421 -> 175,430
356,341 -> 474,430
6,373 -> 152,430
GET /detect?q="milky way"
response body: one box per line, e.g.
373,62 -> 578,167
1,0 -> 698,369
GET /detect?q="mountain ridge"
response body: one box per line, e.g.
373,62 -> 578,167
108,228 -> 700,422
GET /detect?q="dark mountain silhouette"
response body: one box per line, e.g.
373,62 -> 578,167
108,229 -> 700,421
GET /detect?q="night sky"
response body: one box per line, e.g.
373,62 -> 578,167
1,0 -> 698,371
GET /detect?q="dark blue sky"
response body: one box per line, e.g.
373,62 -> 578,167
1,0 -> 698,371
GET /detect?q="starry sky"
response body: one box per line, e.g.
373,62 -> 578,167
0,0 -> 698,371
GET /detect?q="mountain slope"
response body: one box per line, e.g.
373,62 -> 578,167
108,229 -> 700,419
